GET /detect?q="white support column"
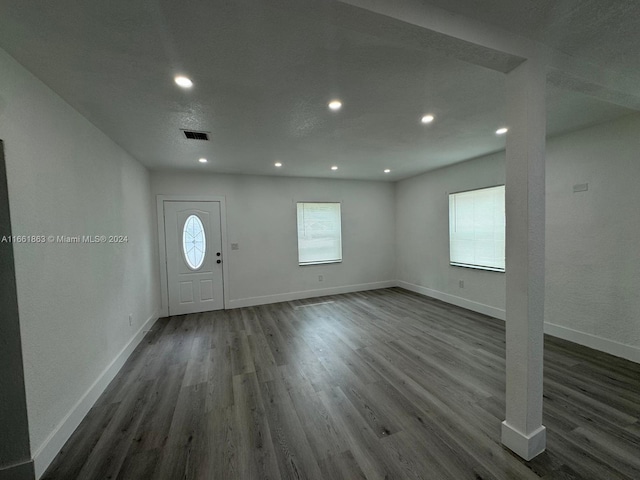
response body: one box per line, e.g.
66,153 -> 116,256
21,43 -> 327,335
501,58 -> 547,461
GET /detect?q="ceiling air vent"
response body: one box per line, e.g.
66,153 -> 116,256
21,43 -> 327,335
182,130 -> 210,141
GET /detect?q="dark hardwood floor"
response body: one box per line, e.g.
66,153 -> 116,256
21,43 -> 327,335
43,288 -> 640,480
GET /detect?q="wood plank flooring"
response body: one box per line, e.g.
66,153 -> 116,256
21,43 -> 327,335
43,288 -> 640,480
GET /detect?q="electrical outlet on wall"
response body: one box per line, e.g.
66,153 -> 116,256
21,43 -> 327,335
129,313 -> 133,326
318,275 -> 324,282
459,280 -> 464,288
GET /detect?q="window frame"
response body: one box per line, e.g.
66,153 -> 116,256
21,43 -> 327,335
448,184 -> 505,273
296,201 -> 343,266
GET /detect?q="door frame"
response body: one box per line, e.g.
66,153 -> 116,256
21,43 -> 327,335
156,195 -> 230,317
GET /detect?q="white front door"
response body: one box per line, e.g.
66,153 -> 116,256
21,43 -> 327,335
164,201 -> 224,315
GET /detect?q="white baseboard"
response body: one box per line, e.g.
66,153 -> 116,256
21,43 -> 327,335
544,322 -> 640,364
397,281 -> 506,320
227,280 -> 397,309
0,459 -> 34,480
396,281 -> 639,364
501,422 -> 546,460
32,311 -> 160,479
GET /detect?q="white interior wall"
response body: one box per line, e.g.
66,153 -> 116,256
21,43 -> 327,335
545,114 -> 640,359
151,172 -> 396,308
0,47 -> 159,477
396,113 -> 640,362
395,152 -> 507,318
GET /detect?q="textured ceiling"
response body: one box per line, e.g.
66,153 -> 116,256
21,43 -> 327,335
419,0 -> 640,76
0,0 -> 637,180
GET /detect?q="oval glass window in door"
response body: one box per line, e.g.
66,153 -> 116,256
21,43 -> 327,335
182,215 -> 206,270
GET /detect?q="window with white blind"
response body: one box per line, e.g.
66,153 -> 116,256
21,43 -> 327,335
296,202 -> 342,265
449,185 -> 505,272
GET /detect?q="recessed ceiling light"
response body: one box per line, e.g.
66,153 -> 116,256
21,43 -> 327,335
175,76 -> 193,88
331,165 -> 338,171
198,158 -> 208,163
328,100 -> 342,111
384,169 -> 391,173
496,127 -> 508,135
421,114 -> 435,124
274,162 -> 282,167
